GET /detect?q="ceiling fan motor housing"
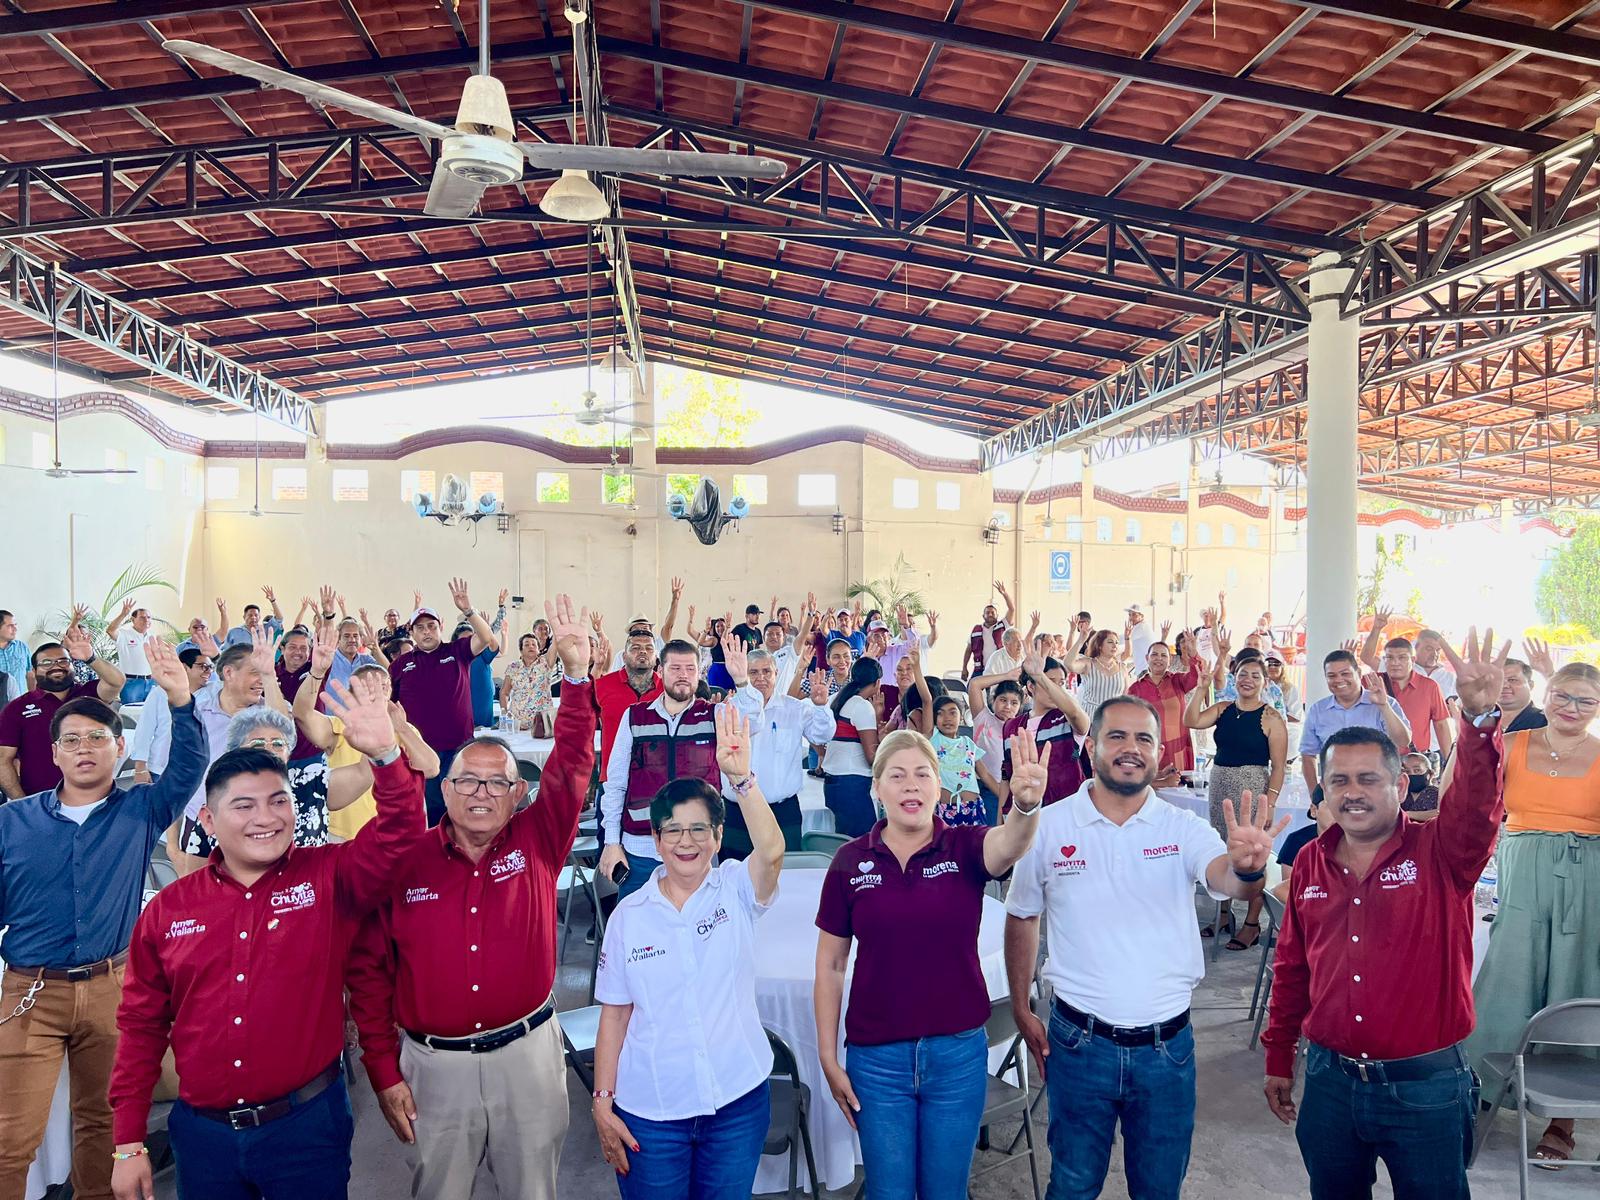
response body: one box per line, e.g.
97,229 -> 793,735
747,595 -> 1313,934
440,134 -> 523,187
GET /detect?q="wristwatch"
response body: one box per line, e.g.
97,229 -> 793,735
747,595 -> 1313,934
1232,867 -> 1267,883
367,745 -> 403,767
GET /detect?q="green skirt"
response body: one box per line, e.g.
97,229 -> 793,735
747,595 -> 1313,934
1466,830 -> 1600,1074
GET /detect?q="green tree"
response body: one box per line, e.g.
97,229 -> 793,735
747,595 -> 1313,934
655,372 -> 755,448
1536,515 -> 1600,635
42,563 -> 179,660
847,554 -> 928,634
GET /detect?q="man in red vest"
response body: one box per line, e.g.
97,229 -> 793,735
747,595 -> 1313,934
597,635 -> 762,898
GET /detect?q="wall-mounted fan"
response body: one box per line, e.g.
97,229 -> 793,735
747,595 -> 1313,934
161,0 -> 784,223
0,263 -> 137,480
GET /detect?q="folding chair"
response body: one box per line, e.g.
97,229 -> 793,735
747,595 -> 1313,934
1469,998 -> 1600,1196
970,996 -> 1044,1200
799,831 -> 850,856
559,1004 -> 601,1092
764,1028 -> 822,1200
556,855 -> 614,1001
1248,890 -> 1285,1050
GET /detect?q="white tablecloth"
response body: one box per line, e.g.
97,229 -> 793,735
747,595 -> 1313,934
1156,785 -> 1314,852
751,868 -> 1008,1194
796,775 -> 835,837
474,727 -> 600,771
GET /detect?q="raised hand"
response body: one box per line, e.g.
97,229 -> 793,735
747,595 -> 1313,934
117,597 -> 136,619
1222,791 -> 1290,875
215,597 -> 226,615
715,705 -> 753,779
1360,672 -> 1388,706
358,607 -> 371,628
262,584 -> 277,603
994,580 -> 1010,598
1371,606 -> 1393,631
146,637 -> 192,708
1202,606 -> 1217,629
546,594 -> 592,677
412,588 -> 423,611
721,629 -> 749,683
927,610 -> 939,627
336,592 -> 348,614
1161,619 -> 1172,640
806,668 -> 830,704
1215,625 -> 1232,655
318,584 -> 336,616
62,622 -> 95,661
1022,650 -> 1046,677
69,603 -> 90,629
193,628 -> 221,658
1444,625 -> 1509,717
447,577 -> 472,614
1522,636 -> 1556,680
321,673 -> 399,758
497,587 -> 509,608
589,610 -> 605,634
301,594 -> 314,612
311,622 -> 337,675
248,623 -> 281,678
1007,730 -> 1052,811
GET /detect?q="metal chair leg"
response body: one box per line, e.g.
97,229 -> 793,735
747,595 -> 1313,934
1249,969 -> 1274,1050
799,1111 -> 821,1200
1247,932 -> 1272,1017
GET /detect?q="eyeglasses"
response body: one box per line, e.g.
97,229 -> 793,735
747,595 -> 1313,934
55,730 -> 115,750
1548,691 -> 1600,715
194,661 -> 215,674
35,657 -> 71,669
242,737 -> 291,752
658,822 -> 716,843
447,775 -> 515,797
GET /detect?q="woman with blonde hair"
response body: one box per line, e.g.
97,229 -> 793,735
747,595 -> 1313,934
813,727 -> 1048,1198
1075,629 -> 1130,715
1468,660 -> 1600,1167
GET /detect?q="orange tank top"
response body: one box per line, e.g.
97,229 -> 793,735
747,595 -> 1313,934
1504,730 -> 1600,835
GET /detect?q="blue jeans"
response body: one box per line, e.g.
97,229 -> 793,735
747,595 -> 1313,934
1044,1007 -> 1195,1200
1296,1042 -> 1477,1200
978,783 -> 1000,826
169,1073 -> 354,1200
120,676 -> 153,704
617,849 -> 661,900
824,773 -> 876,837
846,1027 -> 988,1200
614,1080 -> 770,1200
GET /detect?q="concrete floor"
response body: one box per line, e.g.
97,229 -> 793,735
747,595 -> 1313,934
143,900 -> 1594,1199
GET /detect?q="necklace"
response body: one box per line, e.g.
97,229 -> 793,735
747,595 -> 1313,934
1542,728 -> 1589,777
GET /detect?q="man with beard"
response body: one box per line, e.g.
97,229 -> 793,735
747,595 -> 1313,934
0,638 -> 204,1200
1004,695 -> 1286,1200
597,636 -> 762,899
0,624 -> 126,800
962,583 -> 1015,681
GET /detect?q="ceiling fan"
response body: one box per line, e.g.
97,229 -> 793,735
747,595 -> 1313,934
0,262 -> 137,480
161,0 -> 785,223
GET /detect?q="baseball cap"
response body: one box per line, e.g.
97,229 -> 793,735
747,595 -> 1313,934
746,603 -> 762,615
411,606 -> 442,624
1265,651 -> 1285,664
867,619 -> 889,632
836,607 -> 851,617
1126,603 -> 1143,614
628,614 -> 653,628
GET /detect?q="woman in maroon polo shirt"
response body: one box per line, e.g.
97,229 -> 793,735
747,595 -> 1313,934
813,728 -> 1048,1199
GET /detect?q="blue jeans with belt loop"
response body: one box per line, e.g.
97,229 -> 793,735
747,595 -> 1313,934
1043,1006 -> 1196,1199
846,1026 -> 989,1200
168,1072 -> 354,1200
1295,1041 -> 1477,1200
613,1080 -> 770,1200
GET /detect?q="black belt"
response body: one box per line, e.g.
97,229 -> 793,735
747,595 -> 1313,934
124,674 -> 151,679
1319,1042 -> 1467,1084
1054,998 -> 1190,1046
405,1002 -> 554,1054
190,1062 -> 340,1129
7,951 -> 126,982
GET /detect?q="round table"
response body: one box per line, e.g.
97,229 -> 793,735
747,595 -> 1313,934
473,727 -> 600,772
750,868 -> 1009,1194
1156,784 -> 1314,852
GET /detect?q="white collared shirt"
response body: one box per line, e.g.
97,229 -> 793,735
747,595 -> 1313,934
1006,782 -> 1227,1026
726,690 -> 835,803
595,859 -> 775,1121
115,627 -> 152,675
601,687 -> 763,858
1418,662 -> 1457,700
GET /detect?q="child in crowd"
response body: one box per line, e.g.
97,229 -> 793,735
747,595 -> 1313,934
966,667 -> 1026,824
1401,751 -> 1441,819
930,696 -> 988,826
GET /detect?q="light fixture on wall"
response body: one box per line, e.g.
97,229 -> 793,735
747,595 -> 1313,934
496,511 -> 512,534
831,510 -> 846,535
983,521 -> 1002,546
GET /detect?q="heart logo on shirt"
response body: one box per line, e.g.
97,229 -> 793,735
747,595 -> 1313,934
1060,845 -> 1076,858
857,860 -> 874,872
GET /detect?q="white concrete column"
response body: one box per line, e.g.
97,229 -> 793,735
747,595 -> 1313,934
1304,251 -> 1359,703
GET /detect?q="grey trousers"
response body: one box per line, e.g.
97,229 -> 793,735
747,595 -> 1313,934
399,1014 -> 570,1200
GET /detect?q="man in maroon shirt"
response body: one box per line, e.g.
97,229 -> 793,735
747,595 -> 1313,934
1262,628 -> 1505,1200
0,625 -> 126,799
388,578 -> 499,825
108,674 -> 426,1200
345,595 -> 595,1200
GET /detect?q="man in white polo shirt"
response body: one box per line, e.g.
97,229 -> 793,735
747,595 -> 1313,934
1004,694 -> 1285,1200
721,653 -> 834,855
106,599 -> 155,703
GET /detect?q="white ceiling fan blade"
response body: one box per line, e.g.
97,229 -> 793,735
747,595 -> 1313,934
424,162 -> 491,217
519,143 -> 787,180
162,40 -> 454,142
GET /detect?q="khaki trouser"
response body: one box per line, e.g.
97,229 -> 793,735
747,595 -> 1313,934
399,1012 -> 570,1200
0,963 -> 123,1200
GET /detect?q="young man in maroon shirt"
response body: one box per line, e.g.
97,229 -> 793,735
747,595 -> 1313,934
1262,629 -> 1506,1200
0,625 -> 127,799
345,595 -> 595,1200
108,674 -> 426,1200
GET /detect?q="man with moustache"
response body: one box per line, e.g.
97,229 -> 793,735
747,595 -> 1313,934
108,674 -> 425,1200
1004,695 -> 1286,1199
0,624 -> 127,800
0,638 -> 204,1200
597,636 -> 762,898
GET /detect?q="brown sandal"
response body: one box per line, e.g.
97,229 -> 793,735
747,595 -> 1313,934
1226,920 -> 1262,951
1533,1124 -> 1575,1170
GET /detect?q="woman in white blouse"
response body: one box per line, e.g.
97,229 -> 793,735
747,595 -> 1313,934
591,706 -> 785,1199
